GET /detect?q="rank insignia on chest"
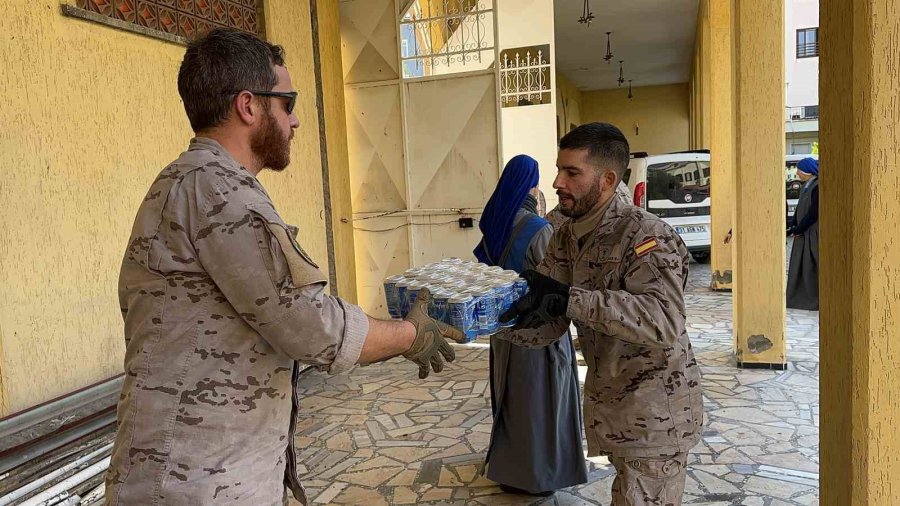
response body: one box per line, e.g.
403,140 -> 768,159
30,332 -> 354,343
634,238 -> 659,257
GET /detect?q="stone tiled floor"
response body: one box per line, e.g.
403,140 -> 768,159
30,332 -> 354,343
292,263 -> 820,505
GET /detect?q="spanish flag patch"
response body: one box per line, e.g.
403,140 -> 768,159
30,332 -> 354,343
634,238 -> 659,257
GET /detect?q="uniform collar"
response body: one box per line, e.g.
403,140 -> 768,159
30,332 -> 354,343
569,194 -> 624,242
188,137 -> 256,177
188,136 -> 228,156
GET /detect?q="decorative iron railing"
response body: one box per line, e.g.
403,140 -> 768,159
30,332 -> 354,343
499,45 -> 552,107
400,0 -> 495,78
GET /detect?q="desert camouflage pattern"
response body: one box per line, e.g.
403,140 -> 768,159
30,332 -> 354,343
610,453 -> 688,506
499,196 -> 703,458
106,138 -> 368,505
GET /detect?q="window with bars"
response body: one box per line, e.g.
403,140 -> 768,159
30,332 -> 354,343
796,28 -> 818,58
70,0 -> 264,43
399,0 -> 495,79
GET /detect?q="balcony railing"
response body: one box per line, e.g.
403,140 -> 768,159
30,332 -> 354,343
786,105 -> 819,122
797,41 -> 819,58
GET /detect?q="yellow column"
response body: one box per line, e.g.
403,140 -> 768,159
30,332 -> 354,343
699,0 -> 711,149
732,0 -> 786,367
709,0 -> 734,290
820,0 -> 900,503
312,0 -> 359,302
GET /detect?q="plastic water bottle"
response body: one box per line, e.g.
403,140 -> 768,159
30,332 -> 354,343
449,293 -> 477,342
471,285 -> 499,335
383,275 -> 405,319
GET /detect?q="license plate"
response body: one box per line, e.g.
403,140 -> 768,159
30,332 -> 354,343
675,225 -> 707,234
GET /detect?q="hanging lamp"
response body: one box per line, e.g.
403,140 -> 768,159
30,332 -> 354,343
604,32 -> 614,63
578,0 -> 595,26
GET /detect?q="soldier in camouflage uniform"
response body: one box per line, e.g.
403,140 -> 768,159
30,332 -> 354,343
500,123 -> 703,506
105,29 -> 462,505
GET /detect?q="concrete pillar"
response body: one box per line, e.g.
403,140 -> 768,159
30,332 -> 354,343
699,0 -> 711,150
820,0 -> 900,503
709,0 -> 735,290
311,0 -> 359,302
732,0 -> 786,367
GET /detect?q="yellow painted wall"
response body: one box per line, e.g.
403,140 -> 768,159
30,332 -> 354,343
821,0 -> 900,503
581,84 -> 690,155
706,0 -> 735,291
556,70 -> 583,140
731,0 -> 786,366
316,0 -> 358,302
497,0 -> 558,209
0,0 -> 351,416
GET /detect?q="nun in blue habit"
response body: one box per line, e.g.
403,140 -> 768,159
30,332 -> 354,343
787,157 -> 820,310
474,155 -> 588,496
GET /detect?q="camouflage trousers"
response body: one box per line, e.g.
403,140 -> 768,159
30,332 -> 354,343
609,453 -> 688,506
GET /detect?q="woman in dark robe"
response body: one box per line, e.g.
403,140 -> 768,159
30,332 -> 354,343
787,157 -> 820,310
474,155 -> 587,496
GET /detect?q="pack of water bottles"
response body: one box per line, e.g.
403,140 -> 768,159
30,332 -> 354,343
382,258 -> 528,343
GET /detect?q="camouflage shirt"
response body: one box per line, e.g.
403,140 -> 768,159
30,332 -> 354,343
106,138 -> 368,505
499,197 -> 703,458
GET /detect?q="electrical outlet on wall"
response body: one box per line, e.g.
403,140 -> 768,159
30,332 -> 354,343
458,217 -> 474,229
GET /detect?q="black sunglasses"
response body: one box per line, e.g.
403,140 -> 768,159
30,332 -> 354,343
231,90 -> 298,115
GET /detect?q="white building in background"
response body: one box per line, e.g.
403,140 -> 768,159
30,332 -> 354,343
785,0 -> 820,155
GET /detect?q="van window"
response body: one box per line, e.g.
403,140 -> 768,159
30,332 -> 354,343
646,161 -> 711,217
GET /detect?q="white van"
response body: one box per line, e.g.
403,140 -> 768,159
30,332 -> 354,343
785,153 -> 818,223
624,151 -> 712,262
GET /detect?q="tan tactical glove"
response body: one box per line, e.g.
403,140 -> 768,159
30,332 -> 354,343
403,288 -> 466,379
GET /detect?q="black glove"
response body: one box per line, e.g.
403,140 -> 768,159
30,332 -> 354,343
499,270 -> 571,330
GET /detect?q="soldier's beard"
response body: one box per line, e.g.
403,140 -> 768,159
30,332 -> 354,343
251,109 -> 291,171
558,182 -> 602,219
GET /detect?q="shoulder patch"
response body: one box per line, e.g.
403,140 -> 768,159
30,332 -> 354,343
634,238 -> 659,257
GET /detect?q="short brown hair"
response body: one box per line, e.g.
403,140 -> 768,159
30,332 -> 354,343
559,122 -> 631,180
177,28 -> 285,132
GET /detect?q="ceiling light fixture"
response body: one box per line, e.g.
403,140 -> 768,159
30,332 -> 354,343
578,0 -> 595,26
618,60 -> 625,87
604,32 -> 614,63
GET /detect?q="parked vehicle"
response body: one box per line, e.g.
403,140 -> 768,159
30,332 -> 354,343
624,150 -> 711,263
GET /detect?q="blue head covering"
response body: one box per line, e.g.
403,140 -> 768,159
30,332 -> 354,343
797,157 -> 819,177
474,155 -> 540,265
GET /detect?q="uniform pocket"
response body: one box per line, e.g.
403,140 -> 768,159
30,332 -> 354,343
246,203 -> 326,289
590,244 -> 625,289
625,456 -> 684,479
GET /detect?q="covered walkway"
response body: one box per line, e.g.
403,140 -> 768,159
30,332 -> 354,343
290,265 -> 820,505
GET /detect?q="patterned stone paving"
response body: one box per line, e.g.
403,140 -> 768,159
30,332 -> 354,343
292,263 -> 820,505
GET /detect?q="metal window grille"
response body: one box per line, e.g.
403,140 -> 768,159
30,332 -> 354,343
499,45 -> 552,107
796,28 -> 819,58
400,0 -> 495,79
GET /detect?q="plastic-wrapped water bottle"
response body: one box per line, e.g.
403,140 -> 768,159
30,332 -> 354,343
470,285 -> 499,335
406,280 -> 426,308
397,278 -> 412,318
493,280 -> 516,327
431,289 -> 451,323
449,293 -> 477,342
513,277 -> 529,299
383,275 -> 405,319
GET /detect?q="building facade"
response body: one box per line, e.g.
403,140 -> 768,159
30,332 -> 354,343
785,0 -> 820,154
